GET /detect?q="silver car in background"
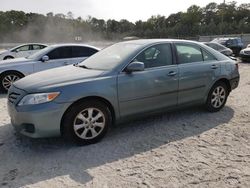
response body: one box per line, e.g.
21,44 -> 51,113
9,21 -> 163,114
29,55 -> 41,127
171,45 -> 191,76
0,43 -> 47,60
0,44 -> 99,92
204,42 -> 233,56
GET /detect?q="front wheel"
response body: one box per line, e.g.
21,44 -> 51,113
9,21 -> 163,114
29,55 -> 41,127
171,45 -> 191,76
0,72 -> 22,93
206,82 -> 229,112
62,100 -> 112,145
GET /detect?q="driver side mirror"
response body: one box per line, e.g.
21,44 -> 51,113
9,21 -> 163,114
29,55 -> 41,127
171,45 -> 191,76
41,55 -> 49,62
125,62 -> 145,73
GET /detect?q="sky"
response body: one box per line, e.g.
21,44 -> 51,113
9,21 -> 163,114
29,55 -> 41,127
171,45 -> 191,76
0,0 -> 248,22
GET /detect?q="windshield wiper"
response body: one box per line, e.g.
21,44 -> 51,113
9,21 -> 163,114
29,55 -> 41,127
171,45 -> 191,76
74,64 -> 92,69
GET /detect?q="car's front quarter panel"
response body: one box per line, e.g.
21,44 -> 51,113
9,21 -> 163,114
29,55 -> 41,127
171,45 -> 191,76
0,60 -> 36,76
51,75 -> 120,119
0,51 -> 10,60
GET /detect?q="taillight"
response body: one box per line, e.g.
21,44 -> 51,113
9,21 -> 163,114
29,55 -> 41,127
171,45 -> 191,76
235,63 -> 239,70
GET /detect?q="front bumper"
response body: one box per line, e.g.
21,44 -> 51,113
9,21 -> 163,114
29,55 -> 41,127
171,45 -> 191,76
230,76 -> 239,90
7,100 -> 70,138
239,54 -> 250,62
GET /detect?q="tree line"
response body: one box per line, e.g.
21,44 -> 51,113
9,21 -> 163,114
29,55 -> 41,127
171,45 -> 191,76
0,1 -> 249,43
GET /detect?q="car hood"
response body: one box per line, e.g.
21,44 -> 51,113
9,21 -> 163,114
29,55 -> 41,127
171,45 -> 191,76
0,57 -> 33,66
13,65 -> 107,92
0,49 -> 7,54
242,47 -> 250,51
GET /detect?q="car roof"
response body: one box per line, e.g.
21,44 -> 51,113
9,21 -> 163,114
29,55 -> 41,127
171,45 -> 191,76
213,37 -> 241,41
204,42 -> 227,47
48,43 -> 100,50
119,39 -> 201,46
11,43 -> 48,50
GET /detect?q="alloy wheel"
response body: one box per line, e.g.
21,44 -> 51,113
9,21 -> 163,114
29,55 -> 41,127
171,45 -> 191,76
73,108 -> 106,140
2,74 -> 20,90
211,86 -> 226,108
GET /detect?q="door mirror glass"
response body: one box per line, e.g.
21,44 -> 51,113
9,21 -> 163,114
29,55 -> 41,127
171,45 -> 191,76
125,62 -> 144,73
41,55 -> 49,62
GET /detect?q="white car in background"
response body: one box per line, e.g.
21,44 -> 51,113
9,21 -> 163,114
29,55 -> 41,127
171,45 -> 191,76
0,44 -> 99,92
0,43 -> 48,60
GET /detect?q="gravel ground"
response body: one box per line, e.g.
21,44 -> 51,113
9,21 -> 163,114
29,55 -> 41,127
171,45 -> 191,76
0,62 -> 249,188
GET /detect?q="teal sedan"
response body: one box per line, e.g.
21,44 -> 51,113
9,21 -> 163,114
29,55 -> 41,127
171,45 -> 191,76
7,39 -> 240,145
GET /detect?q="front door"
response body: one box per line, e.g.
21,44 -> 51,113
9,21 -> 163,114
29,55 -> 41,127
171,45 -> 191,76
117,43 -> 179,117
33,46 -> 74,72
14,45 -> 31,58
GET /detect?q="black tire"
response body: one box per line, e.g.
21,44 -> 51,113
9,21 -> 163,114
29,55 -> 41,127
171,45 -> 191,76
0,72 -> 23,93
62,100 -> 112,145
3,56 -> 14,60
206,82 -> 229,112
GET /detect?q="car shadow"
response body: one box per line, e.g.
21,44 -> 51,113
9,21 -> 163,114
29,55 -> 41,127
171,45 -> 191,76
0,106 -> 234,187
0,94 -> 7,99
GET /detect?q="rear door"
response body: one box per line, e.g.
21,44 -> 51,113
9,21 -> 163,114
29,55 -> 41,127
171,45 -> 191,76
33,46 -> 73,72
117,43 -> 179,117
71,46 -> 98,64
31,44 -> 46,55
175,42 -> 221,105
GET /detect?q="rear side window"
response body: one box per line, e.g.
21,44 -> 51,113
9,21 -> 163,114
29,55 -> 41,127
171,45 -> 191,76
33,45 -> 46,50
202,50 -> 217,61
47,47 -> 72,59
72,46 -> 98,58
134,43 -> 173,69
176,44 -> 203,64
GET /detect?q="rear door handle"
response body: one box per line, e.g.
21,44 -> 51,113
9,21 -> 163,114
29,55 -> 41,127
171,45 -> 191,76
211,64 -> 219,69
168,71 -> 177,76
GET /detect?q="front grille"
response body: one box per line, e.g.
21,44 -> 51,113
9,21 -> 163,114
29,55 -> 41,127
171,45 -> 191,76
8,92 -> 21,104
7,86 -> 26,105
244,51 -> 250,55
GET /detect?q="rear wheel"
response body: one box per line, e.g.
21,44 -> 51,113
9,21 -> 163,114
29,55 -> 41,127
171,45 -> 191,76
62,100 -> 112,145
0,72 -> 23,93
206,82 -> 229,112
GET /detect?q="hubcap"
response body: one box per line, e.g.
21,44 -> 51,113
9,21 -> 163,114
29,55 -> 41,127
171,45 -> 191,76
73,108 -> 105,140
2,74 -> 20,90
211,86 -> 226,108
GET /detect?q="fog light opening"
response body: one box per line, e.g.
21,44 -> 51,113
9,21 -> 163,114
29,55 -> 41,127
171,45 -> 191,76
23,124 -> 35,133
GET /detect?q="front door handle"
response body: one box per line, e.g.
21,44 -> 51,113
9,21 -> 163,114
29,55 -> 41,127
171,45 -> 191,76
168,71 -> 177,76
64,62 -> 71,65
211,64 -> 219,69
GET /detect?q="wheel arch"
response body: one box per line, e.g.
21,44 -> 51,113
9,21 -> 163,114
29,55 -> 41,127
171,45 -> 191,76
0,70 -> 25,78
213,78 -> 231,92
3,55 -> 14,60
205,77 -> 231,102
60,96 -> 116,135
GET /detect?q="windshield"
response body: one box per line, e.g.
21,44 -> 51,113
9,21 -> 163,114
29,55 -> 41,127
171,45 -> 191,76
26,46 -> 54,60
78,43 -> 142,71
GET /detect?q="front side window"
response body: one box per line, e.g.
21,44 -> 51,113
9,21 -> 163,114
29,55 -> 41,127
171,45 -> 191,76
47,47 -> 72,60
16,45 -> 30,52
134,43 -> 173,69
176,44 -> 203,64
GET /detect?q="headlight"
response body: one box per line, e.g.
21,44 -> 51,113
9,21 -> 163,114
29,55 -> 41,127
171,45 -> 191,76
18,92 -> 60,106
